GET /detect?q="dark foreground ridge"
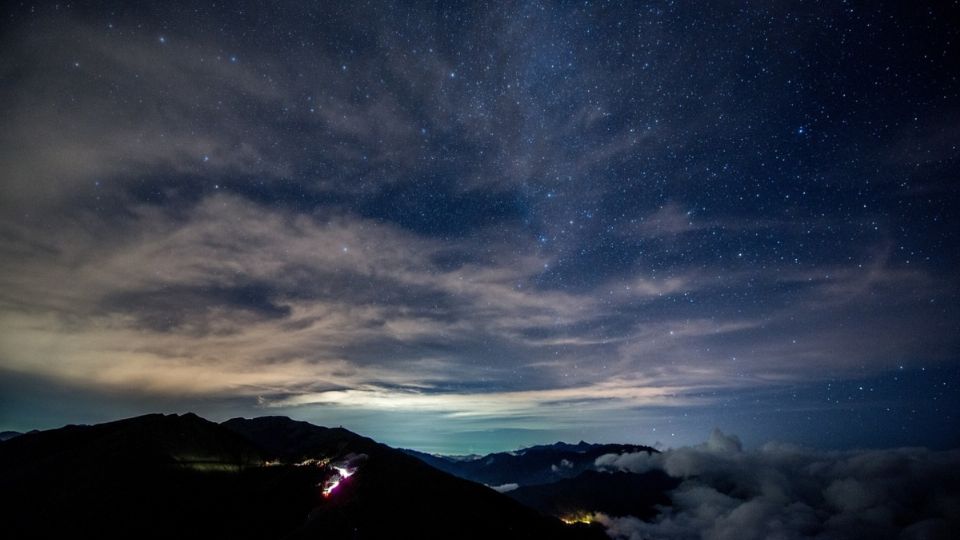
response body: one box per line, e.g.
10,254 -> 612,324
0,413 -> 605,540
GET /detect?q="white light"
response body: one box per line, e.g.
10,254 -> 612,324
322,478 -> 341,496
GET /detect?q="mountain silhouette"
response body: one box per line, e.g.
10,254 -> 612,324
402,440 -> 658,486
507,469 -> 678,520
0,430 -> 22,441
0,413 -> 604,539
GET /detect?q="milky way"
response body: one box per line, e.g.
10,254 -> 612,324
0,1 -> 957,453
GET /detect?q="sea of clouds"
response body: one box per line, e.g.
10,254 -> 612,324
593,430 -> 959,540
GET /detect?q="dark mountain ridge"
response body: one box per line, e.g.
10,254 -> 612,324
508,469 -> 678,521
402,440 -> 658,486
0,413 -> 604,540
0,430 -> 23,441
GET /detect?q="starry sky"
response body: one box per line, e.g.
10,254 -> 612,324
1,1 -> 958,454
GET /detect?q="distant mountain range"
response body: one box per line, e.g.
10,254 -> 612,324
1,413 -> 630,539
0,430 -> 23,441
402,440 -> 658,486
400,440 -> 674,520
509,469 -> 677,521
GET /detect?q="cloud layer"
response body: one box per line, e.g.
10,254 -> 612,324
595,430 -> 960,540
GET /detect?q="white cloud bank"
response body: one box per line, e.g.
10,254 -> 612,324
594,430 -> 960,540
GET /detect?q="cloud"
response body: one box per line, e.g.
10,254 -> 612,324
594,430 -> 960,540
490,483 -> 519,493
634,203 -> 702,238
595,450 -> 660,475
0,22 -> 293,210
0,189 -> 951,425
0,9 -> 664,213
0,194 -> 716,413
0,2 -> 956,448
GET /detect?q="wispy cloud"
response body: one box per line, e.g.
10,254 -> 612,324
0,3 -> 956,448
0,189 -> 950,415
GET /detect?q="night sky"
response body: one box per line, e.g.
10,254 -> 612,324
1,1 -> 958,454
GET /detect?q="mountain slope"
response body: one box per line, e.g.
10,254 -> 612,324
506,469 -> 678,520
0,413 -> 310,539
0,430 -> 22,441
0,413 -> 604,540
222,416 -> 372,460
223,416 -> 605,539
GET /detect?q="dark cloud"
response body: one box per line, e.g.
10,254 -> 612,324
101,283 -> 291,334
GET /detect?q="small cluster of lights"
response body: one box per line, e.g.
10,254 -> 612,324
295,457 -> 331,467
560,513 -> 595,525
319,454 -> 367,497
321,465 -> 357,497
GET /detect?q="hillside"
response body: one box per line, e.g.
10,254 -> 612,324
0,413 -> 603,540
